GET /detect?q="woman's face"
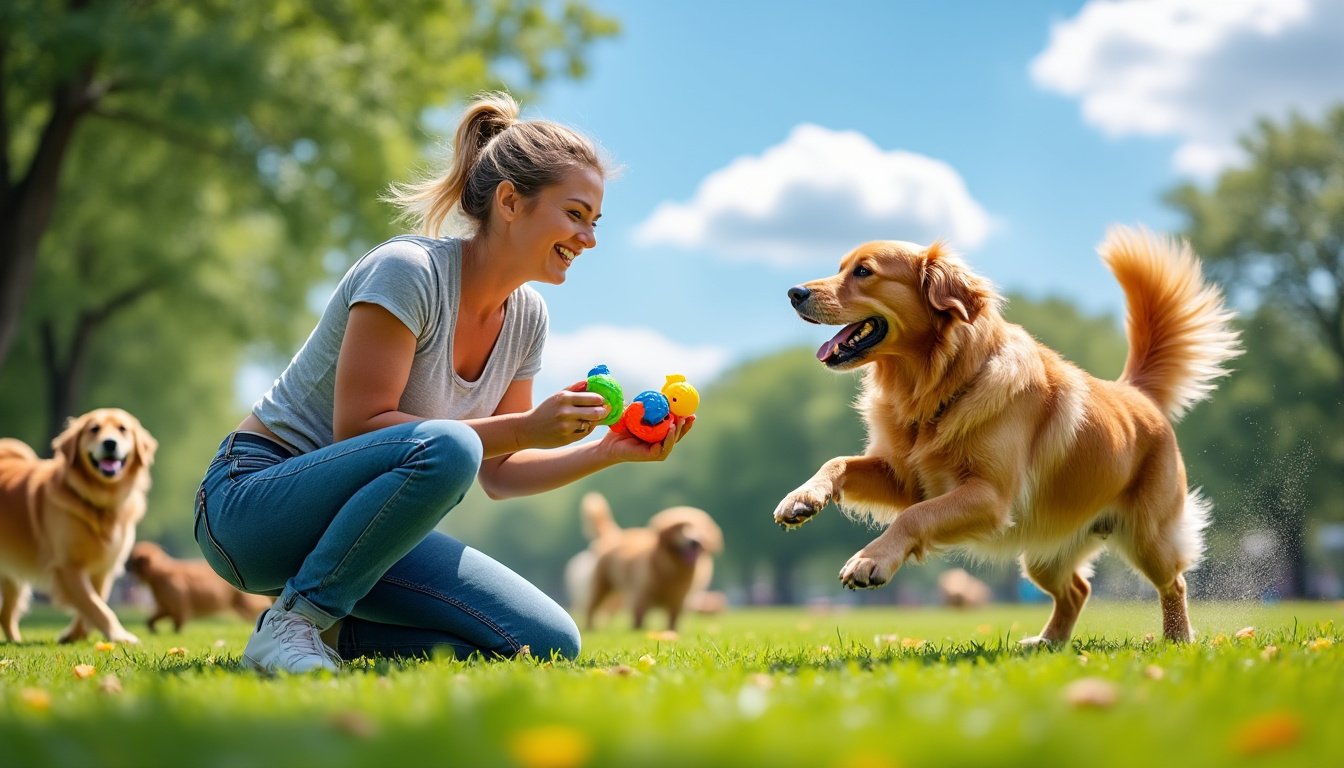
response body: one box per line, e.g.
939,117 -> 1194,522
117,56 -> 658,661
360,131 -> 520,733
509,165 -> 604,285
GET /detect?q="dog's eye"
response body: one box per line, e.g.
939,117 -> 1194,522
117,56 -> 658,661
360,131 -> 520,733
853,265 -> 873,278
118,425 -> 127,433
90,425 -> 101,435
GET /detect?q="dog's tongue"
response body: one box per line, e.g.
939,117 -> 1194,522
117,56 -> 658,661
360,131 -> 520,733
99,458 -> 124,474
816,322 -> 863,361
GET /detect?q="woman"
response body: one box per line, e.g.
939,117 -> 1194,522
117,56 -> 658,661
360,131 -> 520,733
195,92 -> 692,673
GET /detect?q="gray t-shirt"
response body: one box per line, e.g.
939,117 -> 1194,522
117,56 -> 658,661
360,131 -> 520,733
253,235 -> 548,454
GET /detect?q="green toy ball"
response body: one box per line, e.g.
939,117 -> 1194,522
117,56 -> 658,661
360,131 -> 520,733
586,365 -> 624,426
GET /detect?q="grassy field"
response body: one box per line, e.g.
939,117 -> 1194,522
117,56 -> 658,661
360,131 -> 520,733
1,600 -> 1339,768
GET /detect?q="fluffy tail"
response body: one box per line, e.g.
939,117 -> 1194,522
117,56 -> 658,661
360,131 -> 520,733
580,492 -> 621,542
1100,226 -> 1242,421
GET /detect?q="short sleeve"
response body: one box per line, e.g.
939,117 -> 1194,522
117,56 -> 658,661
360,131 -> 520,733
514,287 -> 549,380
343,240 -> 436,339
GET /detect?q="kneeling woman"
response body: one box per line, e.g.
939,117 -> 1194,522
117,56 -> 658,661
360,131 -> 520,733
194,92 -> 693,673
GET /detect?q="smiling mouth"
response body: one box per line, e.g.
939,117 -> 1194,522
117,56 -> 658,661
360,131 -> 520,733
89,452 -> 127,478
556,245 -> 577,266
816,317 -> 888,367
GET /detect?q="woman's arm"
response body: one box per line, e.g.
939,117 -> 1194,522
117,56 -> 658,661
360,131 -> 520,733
334,303 -> 612,456
474,378 -> 695,500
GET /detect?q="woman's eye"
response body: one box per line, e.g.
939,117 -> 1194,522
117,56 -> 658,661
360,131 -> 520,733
853,265 -> 873,278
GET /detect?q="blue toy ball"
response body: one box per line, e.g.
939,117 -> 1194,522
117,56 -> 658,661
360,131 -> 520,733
633,390 -> 670,425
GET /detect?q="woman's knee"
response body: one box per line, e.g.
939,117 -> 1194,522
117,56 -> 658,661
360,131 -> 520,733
519,612 -> 582,661
409,420 -> 483,494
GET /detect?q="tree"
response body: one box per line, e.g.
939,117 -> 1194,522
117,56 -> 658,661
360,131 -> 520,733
0,0 -> 619,383
1167,107 -> 1344,387
1167,107 -> 1344,597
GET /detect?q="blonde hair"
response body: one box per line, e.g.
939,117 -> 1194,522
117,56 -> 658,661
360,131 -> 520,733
387,91 -> 606,237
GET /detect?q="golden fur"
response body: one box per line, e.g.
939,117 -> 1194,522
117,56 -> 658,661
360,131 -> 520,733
0,408 -> 157,644
775,227 -> 1241,644
125,541 -> 273,633
573,492 -> 723,631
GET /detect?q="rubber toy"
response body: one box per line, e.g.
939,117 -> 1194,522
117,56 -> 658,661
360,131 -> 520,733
612,374 -> 700,443
585,365 -> 624,426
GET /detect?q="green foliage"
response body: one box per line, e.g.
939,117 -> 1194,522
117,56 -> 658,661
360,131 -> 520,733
0,603 -> 1339,767
1167,107 -> 1344,595
0,0 -> 618,540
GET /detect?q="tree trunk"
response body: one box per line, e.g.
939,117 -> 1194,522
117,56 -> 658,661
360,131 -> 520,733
0,61 -> 97,372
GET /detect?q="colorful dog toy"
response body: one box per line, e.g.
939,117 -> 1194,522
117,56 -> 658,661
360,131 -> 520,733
612,373 -> 700,444
585,365 -> 625,426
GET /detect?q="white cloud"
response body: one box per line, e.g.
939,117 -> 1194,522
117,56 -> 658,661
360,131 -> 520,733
1030,0 -> 1344,177
534,325 -> 732,404
633,124 -> 991,268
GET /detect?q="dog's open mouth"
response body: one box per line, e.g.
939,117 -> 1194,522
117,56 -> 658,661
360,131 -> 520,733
816,317 -> 887,367
90,453 -> 126,478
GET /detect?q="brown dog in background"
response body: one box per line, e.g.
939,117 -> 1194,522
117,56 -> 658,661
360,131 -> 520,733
572,492 -> 723,631
0,408 -> 157,644
776,227 -> 1240,645
125,541 -> 273,633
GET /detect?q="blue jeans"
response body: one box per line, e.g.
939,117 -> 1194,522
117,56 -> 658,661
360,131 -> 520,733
194,421 -> 580,661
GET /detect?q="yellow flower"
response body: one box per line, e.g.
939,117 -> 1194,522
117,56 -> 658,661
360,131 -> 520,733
20,688 -> 52,711
167,647 -> 188,657
1233,712 -> 1302,756
1261,645 -> 1280,661
637,654 -> 657,669
1307,637 -> 1333,652
1063,677 -> 1118,709
94,642 -> 116,652
508,725 -> 592,768
99,674 -> 123,695
72,664 -> 96,679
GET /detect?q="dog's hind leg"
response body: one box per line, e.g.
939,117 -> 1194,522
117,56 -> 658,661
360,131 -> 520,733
1116,491 -> 1208,643
1020,541 -> 1104,647
1,578 -> 30,642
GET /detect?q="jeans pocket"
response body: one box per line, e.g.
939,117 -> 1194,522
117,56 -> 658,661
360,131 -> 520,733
194,487 -> 247,591
227,453 -> 280,481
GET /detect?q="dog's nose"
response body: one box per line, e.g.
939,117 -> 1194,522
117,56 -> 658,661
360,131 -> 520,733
102,438 -> 118,451
788,285 -> 811,307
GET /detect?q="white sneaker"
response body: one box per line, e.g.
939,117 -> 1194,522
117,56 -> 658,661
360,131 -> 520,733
242,608 -> 342,674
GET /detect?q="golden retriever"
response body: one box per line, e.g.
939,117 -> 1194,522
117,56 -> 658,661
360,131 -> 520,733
0,408 -> 157,644
775,227 -> 1241,645
573,492 -> 723,631
937,568 -> 991,609
125,541 -> 273,633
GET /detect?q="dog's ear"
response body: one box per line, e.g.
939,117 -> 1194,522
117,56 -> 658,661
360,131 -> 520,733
51,414 -> 88,465
132,418 -> 158,469
657,521 -> 692,548
920,241 -> 989,324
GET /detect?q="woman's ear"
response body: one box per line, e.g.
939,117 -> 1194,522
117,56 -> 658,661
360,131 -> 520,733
920,242 -> 990,324
494,180 -> 521,222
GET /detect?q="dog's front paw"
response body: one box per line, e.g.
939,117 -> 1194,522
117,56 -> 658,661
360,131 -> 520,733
838,551 -> 896,589
1018,635 -> 1065,650
108,629 -> 141,645
772,486 -> 830,529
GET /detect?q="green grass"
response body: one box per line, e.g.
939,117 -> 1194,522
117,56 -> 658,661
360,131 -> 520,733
1,601 -> 1340,768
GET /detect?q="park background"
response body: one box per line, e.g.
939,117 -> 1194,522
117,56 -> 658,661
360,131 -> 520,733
3,0 -> 1343,612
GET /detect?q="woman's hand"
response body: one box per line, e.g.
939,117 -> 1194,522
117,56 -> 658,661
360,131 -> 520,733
519,381 -> 611,449
597,414 -> 696,463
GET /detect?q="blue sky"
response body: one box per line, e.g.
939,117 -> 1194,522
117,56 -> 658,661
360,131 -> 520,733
242,1 -> 1344,404
501,0 -> 1344,399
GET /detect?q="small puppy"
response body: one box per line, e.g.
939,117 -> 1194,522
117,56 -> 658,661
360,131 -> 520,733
776,227 -> 1241,644
573,492 -> 723,631
125,541 -> 273,633
937,568 -> 991,609
0,408 -> 157,644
